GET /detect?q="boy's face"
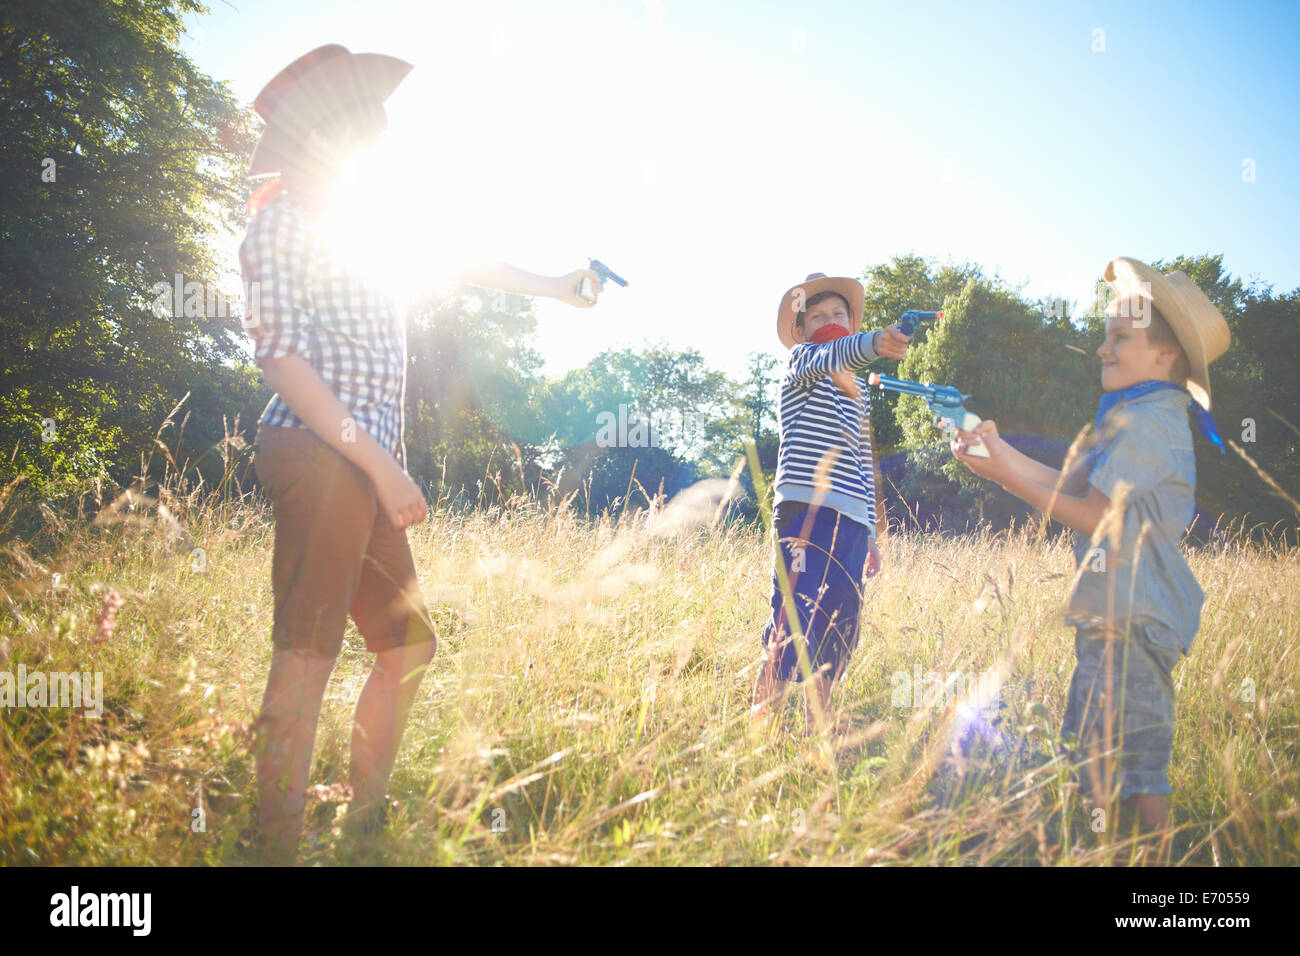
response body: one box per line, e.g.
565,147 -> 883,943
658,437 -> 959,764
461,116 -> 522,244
1097,302 -> 1178,391
294,103 -> 387,185
794,294 -> 851,343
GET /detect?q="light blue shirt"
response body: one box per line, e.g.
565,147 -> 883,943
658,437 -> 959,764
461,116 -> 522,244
1062,388 -> 1204,652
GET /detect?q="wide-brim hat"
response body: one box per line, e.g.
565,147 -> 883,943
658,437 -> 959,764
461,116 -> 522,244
249,44 -> 413,177
776,273 -> 866,348
1103,257 -> 1231,411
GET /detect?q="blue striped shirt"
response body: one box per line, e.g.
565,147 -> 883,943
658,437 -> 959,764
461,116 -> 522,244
772,333 -> 880,535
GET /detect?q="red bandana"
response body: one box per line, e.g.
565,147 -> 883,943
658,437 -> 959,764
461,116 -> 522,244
247,178 -> 286,220
809,323 -> 851,344
807,324 -> 859,398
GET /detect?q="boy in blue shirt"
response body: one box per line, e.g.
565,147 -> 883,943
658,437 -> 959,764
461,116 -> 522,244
952,257 -> 1231,845
751,273 -> 911,730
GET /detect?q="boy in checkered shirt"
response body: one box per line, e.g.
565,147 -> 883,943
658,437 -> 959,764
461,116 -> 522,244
242,45 -> 603,861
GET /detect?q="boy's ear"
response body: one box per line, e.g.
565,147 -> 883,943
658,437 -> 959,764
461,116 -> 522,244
792,320 -> 807,343
1156,344 -> 1184,374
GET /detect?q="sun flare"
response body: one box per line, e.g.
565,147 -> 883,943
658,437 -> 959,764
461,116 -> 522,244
316,141 -> 490,309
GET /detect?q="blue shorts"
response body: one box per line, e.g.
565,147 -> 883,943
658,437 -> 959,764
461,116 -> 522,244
1061,620 -> 1183,798
760,501 -> 871,683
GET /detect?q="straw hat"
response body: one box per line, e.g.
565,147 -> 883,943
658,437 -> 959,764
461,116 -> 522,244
1103,257 -> 1231,411
775,273 -> 866,348
249,44 -> 413,177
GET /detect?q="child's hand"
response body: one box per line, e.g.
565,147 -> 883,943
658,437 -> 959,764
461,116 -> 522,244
951,420 -> 1011,484
865,537 -> 881,577
555,268 -> 604,308
372,458 -> 427,530
872,325 -> 911,360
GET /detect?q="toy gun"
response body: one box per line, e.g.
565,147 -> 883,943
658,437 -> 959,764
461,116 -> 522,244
578,258 -> 628,302
589,258 -> 627,287
896,309 -> 943,337
867,372 -> 990,457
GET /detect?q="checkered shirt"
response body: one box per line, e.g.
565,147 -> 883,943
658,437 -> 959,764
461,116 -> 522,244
239,192 -> 407,466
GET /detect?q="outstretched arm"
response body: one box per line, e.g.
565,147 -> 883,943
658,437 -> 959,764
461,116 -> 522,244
451,261 -> 602,308
996,468 -> 1110,536
952,421 -> 1108,536
787,334 -> 879,386
960,420 -> 1089,492
786,325 -> 911,386
998,439 -> 1067,488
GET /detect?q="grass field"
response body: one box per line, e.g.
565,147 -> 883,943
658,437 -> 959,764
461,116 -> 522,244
1,462 -> 1297,867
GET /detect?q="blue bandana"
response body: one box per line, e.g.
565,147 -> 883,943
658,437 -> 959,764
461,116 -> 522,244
1095,380 -> 1224,454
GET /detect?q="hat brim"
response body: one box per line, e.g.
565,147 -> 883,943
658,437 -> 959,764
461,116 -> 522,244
1103,257 -> 1229,411
248,50 -> 413,177
776,276 -> 866,348
249,125 -> 295,178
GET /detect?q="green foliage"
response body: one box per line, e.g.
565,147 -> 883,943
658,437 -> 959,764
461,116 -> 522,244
885,274 -> 1096,530
859,255 -> 988,449
0,0 -> 263,497
402,295 -> 732,512
897,276 -> 1099,451
542,343 -> 738,509
547,344 -> 731,462
741,351 -> 780,474
1147,255 -> 1300,533
404,287 -> 550,501
0,0 -> 1292,537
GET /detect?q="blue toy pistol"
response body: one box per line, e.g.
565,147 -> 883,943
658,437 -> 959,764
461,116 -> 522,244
578,258 -> 628,302
897,309 -> 943,337
867,372 -> 990,457
589,258 -> 628,287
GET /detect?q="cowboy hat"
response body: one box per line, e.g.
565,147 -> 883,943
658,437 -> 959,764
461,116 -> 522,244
1103,257 -> 1231,411
249,44 -> 413,177
775,273 -> 866,348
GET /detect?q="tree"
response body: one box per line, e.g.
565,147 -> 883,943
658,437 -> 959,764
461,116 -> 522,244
1145,256 -> 1298,535
890,274 -> 1098,531
403,286 -> 550,501
741,350 -> 780,472
544,344 -> 736,468
538,344 -> 749,513
0,0 -> 262,495
859,255 -> 988,450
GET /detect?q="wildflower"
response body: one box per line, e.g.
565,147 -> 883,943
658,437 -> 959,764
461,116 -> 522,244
92,590 -> 125,643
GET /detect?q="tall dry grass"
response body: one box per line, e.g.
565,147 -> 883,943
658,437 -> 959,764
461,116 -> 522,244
0,427 -> 1296,866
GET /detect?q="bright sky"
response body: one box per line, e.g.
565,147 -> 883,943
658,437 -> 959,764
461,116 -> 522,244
184,0 -> 1300,381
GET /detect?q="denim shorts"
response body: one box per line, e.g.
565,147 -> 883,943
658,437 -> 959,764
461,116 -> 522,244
760,500 -> 871,683
1061,620 -> 1183,798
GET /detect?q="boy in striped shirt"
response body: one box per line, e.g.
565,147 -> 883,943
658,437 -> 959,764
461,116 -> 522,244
751,273 -> 912,728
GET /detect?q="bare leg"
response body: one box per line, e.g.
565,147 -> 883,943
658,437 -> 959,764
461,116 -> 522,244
256,647 -> 338,863
1125,793 -> 1172,861
804,670 -> 835,735
348,639 -> 437,831
1132,793 -> 1169,830
751,653 -> 793,727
